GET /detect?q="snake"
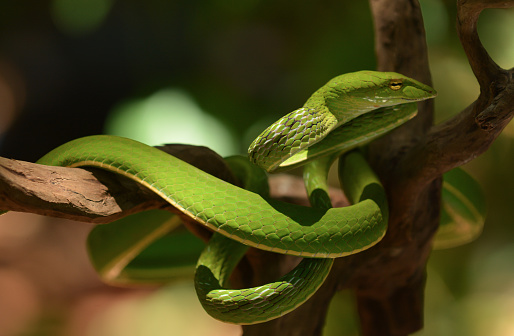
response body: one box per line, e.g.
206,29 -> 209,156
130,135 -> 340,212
3,70 -> 485,324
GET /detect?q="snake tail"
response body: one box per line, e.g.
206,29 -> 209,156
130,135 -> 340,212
195,232 -> 333,325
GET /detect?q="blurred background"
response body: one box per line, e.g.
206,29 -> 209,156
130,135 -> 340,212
0,0 -> 512,335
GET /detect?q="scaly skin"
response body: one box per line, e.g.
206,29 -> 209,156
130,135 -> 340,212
22,70 -> 441,324
195,233 -> 334,325
36,135 -> 386,258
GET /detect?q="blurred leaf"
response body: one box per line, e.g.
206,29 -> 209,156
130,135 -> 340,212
87,210 -> 204,286
51,0 -> 113,35
105,89 -> 238,157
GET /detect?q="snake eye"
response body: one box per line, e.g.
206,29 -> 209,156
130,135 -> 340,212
389,80 -> 403,91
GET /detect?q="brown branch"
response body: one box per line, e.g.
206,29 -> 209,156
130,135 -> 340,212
342,1 -> 514,335
456,0 -> 511,89
324,1 -> 437,335
408,1 -> 514,186
412,81 -> 514,184
0,156 -> 166,223
0,145 -> 236,225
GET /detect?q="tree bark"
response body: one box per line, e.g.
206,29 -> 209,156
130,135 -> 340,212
0,0 -> 513,335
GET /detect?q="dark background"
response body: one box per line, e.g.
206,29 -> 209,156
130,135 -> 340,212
0,1 -> 512,335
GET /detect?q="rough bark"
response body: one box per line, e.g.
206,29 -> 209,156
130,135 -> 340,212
0,156 -> 165,222
0,0 -> 513,335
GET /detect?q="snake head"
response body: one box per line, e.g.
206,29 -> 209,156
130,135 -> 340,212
248,71 -> 437,173
323,71 -> 437,111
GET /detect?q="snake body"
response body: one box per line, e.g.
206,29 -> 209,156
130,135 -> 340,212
26,71 -> 449,324
38,135 -> 384,258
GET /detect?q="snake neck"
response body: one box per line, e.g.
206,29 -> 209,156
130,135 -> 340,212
247,106 -> 338,172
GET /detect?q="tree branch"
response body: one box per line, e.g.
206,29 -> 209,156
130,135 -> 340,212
456,0 -> 510,89
347,1 -> 514,335
0,156 -> 165,223
0,145 -> 237,225
333,1 -> 436,334
408,0 -> 514,186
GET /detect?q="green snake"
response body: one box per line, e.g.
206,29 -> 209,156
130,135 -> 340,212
5,71 -> 485,324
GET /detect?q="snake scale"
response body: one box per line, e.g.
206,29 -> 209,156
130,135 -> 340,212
3,71 -> 485,324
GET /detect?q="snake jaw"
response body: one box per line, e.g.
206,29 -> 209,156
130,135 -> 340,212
401,84 -> 437,100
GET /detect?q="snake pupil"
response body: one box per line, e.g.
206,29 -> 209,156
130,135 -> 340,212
389,80 -> 403,91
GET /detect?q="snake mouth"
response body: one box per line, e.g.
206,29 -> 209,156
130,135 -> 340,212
401,97 -> 435,102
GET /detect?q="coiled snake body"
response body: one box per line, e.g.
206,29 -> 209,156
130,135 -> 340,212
6,71 -> 485,324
